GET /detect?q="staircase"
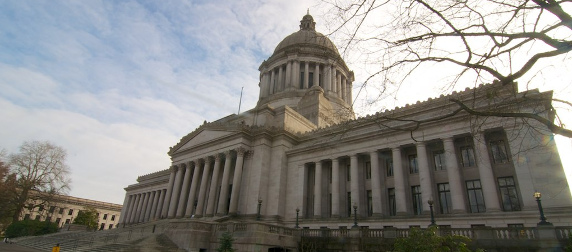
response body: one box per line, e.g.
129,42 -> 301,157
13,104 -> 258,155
12,220 -> 184,252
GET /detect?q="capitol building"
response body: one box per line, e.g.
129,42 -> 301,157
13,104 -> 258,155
117,13 -> 572,251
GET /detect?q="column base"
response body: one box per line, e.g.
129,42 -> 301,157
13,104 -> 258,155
371,213 -> 384,218
194,214 -> 203,218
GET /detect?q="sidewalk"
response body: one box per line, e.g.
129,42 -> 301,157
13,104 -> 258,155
0,242 -> 44,252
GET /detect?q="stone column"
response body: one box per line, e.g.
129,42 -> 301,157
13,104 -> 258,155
416,142 -> 434,214
285,60 -> 292,89
370,151 -> 383,216
350,154 -> 360,215
331,67 -> 337,93
278,65 -> 284,91
443,137 -> 467,213
304,62 -> 309,89
346,81 -> 354,106
129,194 -> 141,223
122,195 -> 134,224
293,60 -> 300,89
155,189 -> 165,219
206,154 -> 222,216
229,147 -> 247,215
195,157 -> 213,217
324,64 -> 331,92
331,158 -> 340,217
392,147 -> 408,215
118,194 -> 131,225
185,160 -> 203,216
149,190 -> 160,221
474,132 -> 501,212
313,161 -> 323,218
341,77 -> 347,102
161,166 -> 177,218
134,193 -> 145,223
314,63 -> 320,87
168,165 -> 185,218
139,192 -> 150,222
270,69 -> 276,95
336,73 -> 342,98
175,164 -> 193,218
144,191 -> 155,221
217,151 -> 233,216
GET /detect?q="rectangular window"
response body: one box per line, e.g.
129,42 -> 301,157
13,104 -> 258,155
433,150 -> 446,171
498,177 -> 521,211
438,183 -> 452,214
56,218 -> 61,224
365,161 -> 371,180
49,206 -> 56,213
24,214 -> 30,220
388,188 -> 396,216
68,209 -> 74,215
367,190 -> 373,217
409,155 -> 418,174
35,215 -> 40,220
59,208 -> 64,214
38,205 -> 44,211
65,219 -> 70,224
46,216 -> 51,222
111,215 -> 115,221
109,224 -> 114,229
103,214 -> 108,220
460,146 -> 476,167
346,165 -> 351,181
490,140 -> 509,164
466,180 -> 486,213
386,158 -> 394,177
347,192 -> 352,217
411,185 -> 422,215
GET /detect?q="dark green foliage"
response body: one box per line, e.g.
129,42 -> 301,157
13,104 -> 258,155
394,227 -> 480,252
217,232 -> 235,252
73,207 -> 99,230
5,219 -> 58,238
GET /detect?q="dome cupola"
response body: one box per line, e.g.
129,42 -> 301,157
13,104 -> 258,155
256,12 -> 355,127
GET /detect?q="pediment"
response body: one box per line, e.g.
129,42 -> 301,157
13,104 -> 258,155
173,129 -> 236,153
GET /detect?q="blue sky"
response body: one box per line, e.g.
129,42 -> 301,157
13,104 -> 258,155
1,1 -> 571,205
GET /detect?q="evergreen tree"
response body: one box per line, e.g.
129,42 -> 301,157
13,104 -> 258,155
217,232 -> 235,252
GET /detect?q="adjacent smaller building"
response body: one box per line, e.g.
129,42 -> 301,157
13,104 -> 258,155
19,194 -> 122,231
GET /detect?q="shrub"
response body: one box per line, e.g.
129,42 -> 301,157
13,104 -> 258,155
5,219 -> 58,238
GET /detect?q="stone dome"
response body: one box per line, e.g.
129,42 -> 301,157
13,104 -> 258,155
272,12 -> 340,56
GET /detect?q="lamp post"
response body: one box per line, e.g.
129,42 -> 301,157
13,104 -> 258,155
295,208 -> 300,228
428,199 -> 436,227
257,199 -> 262,221
534,192 -> 552,226
352,204 -> 358,228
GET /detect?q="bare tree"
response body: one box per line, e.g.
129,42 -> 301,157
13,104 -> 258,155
320,0 -> 572,138
8,141 -> 71,222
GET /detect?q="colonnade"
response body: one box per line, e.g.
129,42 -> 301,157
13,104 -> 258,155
121,189 -> 166,224
259,59 -> 352,104
121,147 -> 249,224
305,132 -> 504,218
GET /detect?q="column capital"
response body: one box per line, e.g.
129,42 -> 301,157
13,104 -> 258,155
236,147 -> 247,156
415,141 -> 427,147
442,137 -> 455,143
204,156 -> 214,165
214,153 -> 222,161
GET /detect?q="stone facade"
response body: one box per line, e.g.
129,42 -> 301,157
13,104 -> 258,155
20,194 -> 122,230
119,13 -> 572,251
